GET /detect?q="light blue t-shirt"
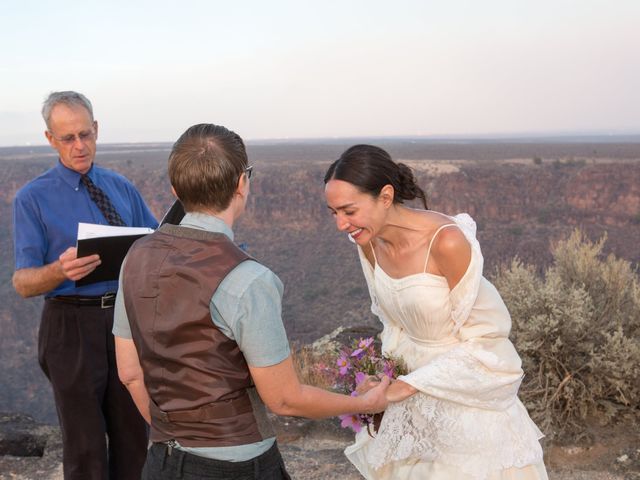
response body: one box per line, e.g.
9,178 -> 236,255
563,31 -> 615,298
113,212 -> 290,461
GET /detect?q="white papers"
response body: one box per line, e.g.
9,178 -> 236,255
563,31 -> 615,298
77,222 -> 154,241
75,222 -> 155,286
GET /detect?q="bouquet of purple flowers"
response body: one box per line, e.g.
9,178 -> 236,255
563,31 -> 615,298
329,337 -> 407,434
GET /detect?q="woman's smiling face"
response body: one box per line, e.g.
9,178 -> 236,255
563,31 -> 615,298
325,179 -> 390,245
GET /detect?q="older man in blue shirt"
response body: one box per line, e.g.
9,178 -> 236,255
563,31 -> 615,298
12,91 -> 157,480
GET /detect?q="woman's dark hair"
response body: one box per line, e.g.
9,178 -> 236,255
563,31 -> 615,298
324,144 -> 428,209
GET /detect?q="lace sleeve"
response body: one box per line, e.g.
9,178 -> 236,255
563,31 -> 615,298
398,342 -> 523,410
367,351 -> 543,478
449,213 -> 483,335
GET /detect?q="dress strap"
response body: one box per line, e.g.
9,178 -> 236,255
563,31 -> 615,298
423,224 -> 457,273
369,241 -> 378,265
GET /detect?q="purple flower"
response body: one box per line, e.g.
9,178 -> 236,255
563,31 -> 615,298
351,337 -> 376,359
350,348 -> 364,358
355,372 -> 367,385
336,355 -> 351,376
383,360 -> 395,379
339,414 -> 362,433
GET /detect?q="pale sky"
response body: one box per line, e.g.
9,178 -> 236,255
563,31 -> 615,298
1,0 -> 639,146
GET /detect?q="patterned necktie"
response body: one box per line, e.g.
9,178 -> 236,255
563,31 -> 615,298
81,174 -> 126,226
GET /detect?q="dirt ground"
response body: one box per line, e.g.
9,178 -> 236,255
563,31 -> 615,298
0,416 -> 638,479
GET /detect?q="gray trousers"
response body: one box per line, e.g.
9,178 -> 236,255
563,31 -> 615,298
142,441 -> 292,479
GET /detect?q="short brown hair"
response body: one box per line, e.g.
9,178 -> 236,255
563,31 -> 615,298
168,124 -> 248,212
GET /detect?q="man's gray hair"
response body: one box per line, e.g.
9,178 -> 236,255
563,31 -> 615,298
42,91 -> 94,129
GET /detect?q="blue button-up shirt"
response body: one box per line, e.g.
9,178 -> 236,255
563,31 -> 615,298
13,160 -> 158,297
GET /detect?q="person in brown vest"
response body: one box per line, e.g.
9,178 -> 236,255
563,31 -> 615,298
113,123 -> 390,479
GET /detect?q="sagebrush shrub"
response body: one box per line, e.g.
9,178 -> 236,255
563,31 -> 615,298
493,230 -> 640,438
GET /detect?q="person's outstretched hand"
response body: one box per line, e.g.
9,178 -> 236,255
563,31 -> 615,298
360,375 -> 390,413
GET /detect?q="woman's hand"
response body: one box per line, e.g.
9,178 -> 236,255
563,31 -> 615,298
386,379 -> 418,403
356,376 -> 418,403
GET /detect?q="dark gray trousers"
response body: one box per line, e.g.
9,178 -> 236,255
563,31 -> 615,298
142,441 -> 291,480
39,299 -> 148,480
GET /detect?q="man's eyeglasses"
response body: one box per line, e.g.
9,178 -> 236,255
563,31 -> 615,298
245,165 -> 254,179
49,129 -> 96,146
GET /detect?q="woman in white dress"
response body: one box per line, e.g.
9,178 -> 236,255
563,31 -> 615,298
324,145 -> 548,480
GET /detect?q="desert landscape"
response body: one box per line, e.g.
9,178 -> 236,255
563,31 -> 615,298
1,138 -> 638,478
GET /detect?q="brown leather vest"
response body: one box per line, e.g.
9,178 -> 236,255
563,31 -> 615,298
123,224 -> 274,447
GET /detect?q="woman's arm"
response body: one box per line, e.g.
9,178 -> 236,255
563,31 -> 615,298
430,227 -> 471,290
386,379 -> 418,402
357,375 -> 418,403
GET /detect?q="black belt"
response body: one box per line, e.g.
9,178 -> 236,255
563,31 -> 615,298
48,292 -> 116,309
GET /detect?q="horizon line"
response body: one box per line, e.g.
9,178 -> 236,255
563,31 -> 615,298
2,131 -> 640,149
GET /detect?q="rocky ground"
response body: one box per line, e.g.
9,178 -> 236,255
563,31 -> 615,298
1,413 -> 638,480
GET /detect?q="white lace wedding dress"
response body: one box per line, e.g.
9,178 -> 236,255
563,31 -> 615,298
345,213 -> 548,480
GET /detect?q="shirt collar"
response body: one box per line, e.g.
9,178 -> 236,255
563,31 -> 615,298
179,212 -> 234,241
55,160 -> 95,189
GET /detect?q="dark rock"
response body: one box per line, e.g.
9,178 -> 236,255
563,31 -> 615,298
0,413 -> 49,457
332,325 -> 382,349
0,416 -> 62,479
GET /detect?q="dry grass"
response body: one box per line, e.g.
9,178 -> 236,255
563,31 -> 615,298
291,342 -> 339,390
